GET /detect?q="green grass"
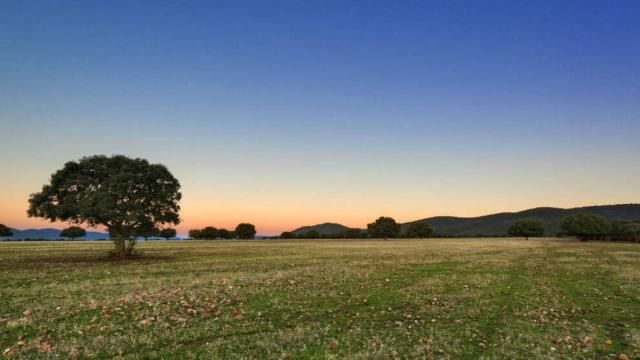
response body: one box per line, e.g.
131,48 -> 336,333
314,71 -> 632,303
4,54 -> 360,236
1,238 -> 639,359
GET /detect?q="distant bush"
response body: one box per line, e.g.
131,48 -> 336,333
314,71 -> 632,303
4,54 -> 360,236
280,231 -> 295,239
560,213 -> 612,241
158,228 -> 177,240
60,226 -> 87,240
405,222 -> 434,238
217,229 -> 234,239
200,226 -> 218,240
609,220 -> 640,242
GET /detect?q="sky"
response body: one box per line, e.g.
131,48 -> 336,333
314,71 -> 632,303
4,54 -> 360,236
1,1 -> 639,235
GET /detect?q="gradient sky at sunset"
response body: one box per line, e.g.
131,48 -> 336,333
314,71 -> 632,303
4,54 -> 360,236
1,1 -> 639,235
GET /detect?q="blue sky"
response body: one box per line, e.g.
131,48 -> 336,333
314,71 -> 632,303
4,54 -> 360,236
1,1 -> 639,234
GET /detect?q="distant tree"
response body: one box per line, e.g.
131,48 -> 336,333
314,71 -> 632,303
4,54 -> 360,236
235,223 -> 256,239
280,231 -> 295,239
27,155 -> 181,258
217,229 -> 233,239
158,228 -> 177,240
405,222 -> 434,238
188,229 -> 202,239
507,220 -> 544,240
560,213 -> 611,241
367,216 -> 400,239
304,230 -> 320,239
343,228 -> 363,239
200,226 -> 218,239
0,224 -> 12,237
60,226 -> 87,240
134,220 -> 160,241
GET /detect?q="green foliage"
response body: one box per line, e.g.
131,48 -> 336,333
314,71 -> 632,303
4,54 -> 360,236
158,228 -> 177,240
0,224 -> 12,237
217,229 -> 233,239
280,231 -> 295,239
507,220 -> 544,240
235,223 -> 256,239
560,213 -> 611,241
134,220 -> 160,240
27,155 -> 181,258
405,222 -> 434,238
59,226 -> 87,240
200,226 -> 218,240
609,220 -> 640,242
188,229 -> 202,239
334,228 -> 365,239
367,216 -> 400,239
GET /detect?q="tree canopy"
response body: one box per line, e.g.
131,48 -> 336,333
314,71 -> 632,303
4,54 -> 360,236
609,220 -> 640,242
27,155 -> 181,258
0,224 -> 13,237
200,226 -> 218,239
367,217 -> 400,239
507,220 -> 544,240
560,213 -> 611,241
158,228 -> 177,240
188,229 -> 202,239
217,229 -> 233,239
405,222 -> 434,238
134,220 -> 160,240
60,226 -> 87,240
235,223 -> 256,239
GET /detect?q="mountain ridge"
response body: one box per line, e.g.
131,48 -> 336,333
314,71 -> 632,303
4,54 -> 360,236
2,228 -> 109,240
289,204 -> 640,237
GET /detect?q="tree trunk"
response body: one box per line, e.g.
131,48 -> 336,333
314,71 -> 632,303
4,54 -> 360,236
115,236 -> 126,259
111,226 -> 126,259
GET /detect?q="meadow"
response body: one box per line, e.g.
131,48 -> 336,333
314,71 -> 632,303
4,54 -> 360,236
1,238 -> 639,359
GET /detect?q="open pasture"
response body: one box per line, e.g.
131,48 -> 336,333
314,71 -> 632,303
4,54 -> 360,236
1,238 -> 639,359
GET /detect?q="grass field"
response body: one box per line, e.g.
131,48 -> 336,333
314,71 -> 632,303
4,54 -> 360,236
1,238 -> 639,359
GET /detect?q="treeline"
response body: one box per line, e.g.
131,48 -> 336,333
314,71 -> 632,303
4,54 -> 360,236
188,223 -> 256,240
560,213 -> 640,241
273,214 -> 640,242
3,214 -> 640,243
277,217 -> 434,239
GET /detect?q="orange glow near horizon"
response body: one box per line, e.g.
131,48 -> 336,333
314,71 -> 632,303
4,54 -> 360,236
2,157 -> 639,235
4,190 -> 639,235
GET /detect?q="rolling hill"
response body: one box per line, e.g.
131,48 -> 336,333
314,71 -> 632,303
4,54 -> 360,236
291,223 -> 351,236
289,204 -> 640,237
404,204 -> 640,236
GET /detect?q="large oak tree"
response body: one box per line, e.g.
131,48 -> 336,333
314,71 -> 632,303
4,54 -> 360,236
28,155 -> 181,258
